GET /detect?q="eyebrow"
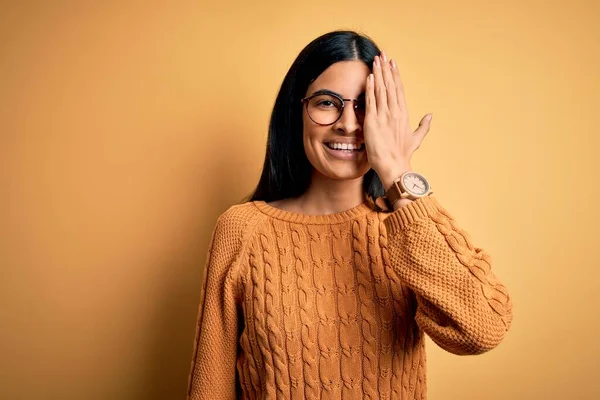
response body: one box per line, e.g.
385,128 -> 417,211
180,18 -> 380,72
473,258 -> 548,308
309,88 -> 366,99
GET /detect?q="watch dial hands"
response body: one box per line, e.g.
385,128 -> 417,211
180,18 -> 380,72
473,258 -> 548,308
405,175 -> 426,194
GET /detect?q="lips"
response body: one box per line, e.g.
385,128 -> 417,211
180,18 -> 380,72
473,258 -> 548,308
322,142 -> 365,160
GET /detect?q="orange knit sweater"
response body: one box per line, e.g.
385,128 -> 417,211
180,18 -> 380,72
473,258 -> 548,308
186,194 -> 513,399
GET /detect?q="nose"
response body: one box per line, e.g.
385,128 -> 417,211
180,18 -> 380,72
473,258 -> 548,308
333,102 -> 362,134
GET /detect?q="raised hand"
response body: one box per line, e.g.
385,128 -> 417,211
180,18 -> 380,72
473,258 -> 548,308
363,50 -> 432,190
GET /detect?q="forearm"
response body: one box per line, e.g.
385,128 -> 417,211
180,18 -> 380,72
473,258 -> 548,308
391,198 -> 414,210
382,196 -> 513,354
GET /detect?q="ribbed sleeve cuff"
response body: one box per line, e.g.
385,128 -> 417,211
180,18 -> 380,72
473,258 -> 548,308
382,195 -> 443,235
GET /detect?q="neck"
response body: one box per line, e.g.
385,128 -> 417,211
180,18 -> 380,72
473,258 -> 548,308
293,170 -> 366,215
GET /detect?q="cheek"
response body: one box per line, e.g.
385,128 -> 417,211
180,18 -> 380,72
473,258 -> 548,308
302,129 -> 317,161
302,115 -> 326,148
303,125 -> 328,156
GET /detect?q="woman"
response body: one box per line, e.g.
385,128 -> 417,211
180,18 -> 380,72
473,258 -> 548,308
186,30 -> 513,399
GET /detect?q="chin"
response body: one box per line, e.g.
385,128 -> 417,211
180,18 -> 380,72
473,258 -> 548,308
319,163 -> 370,181
306,146 -> 370,181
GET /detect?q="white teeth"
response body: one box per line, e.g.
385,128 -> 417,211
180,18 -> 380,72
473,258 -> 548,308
326,142 -> 364,150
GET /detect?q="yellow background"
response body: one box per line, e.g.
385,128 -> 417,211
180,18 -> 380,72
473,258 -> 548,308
1,1 -> 599,399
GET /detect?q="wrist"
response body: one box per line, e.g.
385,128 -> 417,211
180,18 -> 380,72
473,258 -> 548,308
378,164 -> 412,192
391,198 -> 414,210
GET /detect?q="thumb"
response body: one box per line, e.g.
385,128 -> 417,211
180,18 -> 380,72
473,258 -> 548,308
414,113 -> 432,137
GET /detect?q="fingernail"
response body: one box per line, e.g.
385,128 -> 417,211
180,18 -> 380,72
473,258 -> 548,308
381,51 -> 387,62
391,59 -> 396,69
426,113 -> 433,121
374,56 -> 379,66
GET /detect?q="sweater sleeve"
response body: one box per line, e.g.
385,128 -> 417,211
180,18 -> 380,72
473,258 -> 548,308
186,211 -> 247,399
381,195 -> 513,355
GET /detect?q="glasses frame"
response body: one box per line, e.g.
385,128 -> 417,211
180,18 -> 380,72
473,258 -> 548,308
300,90 -> 365,126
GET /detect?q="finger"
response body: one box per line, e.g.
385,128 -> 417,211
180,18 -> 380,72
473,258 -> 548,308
373,55 -> 388,112
414,114 -> 433,137
390,59 -> 408,112
380,53 -> 398,107
366,73 -> 377,116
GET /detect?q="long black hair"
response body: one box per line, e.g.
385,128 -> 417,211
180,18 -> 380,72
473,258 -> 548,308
243,30 -> 385,203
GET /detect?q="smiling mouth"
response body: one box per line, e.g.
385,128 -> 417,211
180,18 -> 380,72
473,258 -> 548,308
322,143 -> 365,161
324,143 -> 365,152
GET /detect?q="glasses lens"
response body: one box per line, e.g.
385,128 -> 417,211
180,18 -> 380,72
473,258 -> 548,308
306,94 -> 343,125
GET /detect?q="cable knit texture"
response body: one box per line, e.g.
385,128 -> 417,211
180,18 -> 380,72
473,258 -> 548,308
186,195 -> 513,399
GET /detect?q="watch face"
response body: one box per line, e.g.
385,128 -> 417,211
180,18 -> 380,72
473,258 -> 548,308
402,172 -> 429,196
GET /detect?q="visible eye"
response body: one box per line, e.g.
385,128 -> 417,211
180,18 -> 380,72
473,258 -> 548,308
316,100 -> 336,108
308,94 -> 343,110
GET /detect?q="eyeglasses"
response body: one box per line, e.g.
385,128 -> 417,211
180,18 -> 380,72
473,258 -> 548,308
301,89 -> 366,126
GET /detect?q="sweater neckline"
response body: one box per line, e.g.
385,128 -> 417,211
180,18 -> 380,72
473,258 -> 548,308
253,199 -> 373,224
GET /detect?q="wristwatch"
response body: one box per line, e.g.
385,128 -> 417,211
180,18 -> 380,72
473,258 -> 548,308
385,171 -> 433,208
